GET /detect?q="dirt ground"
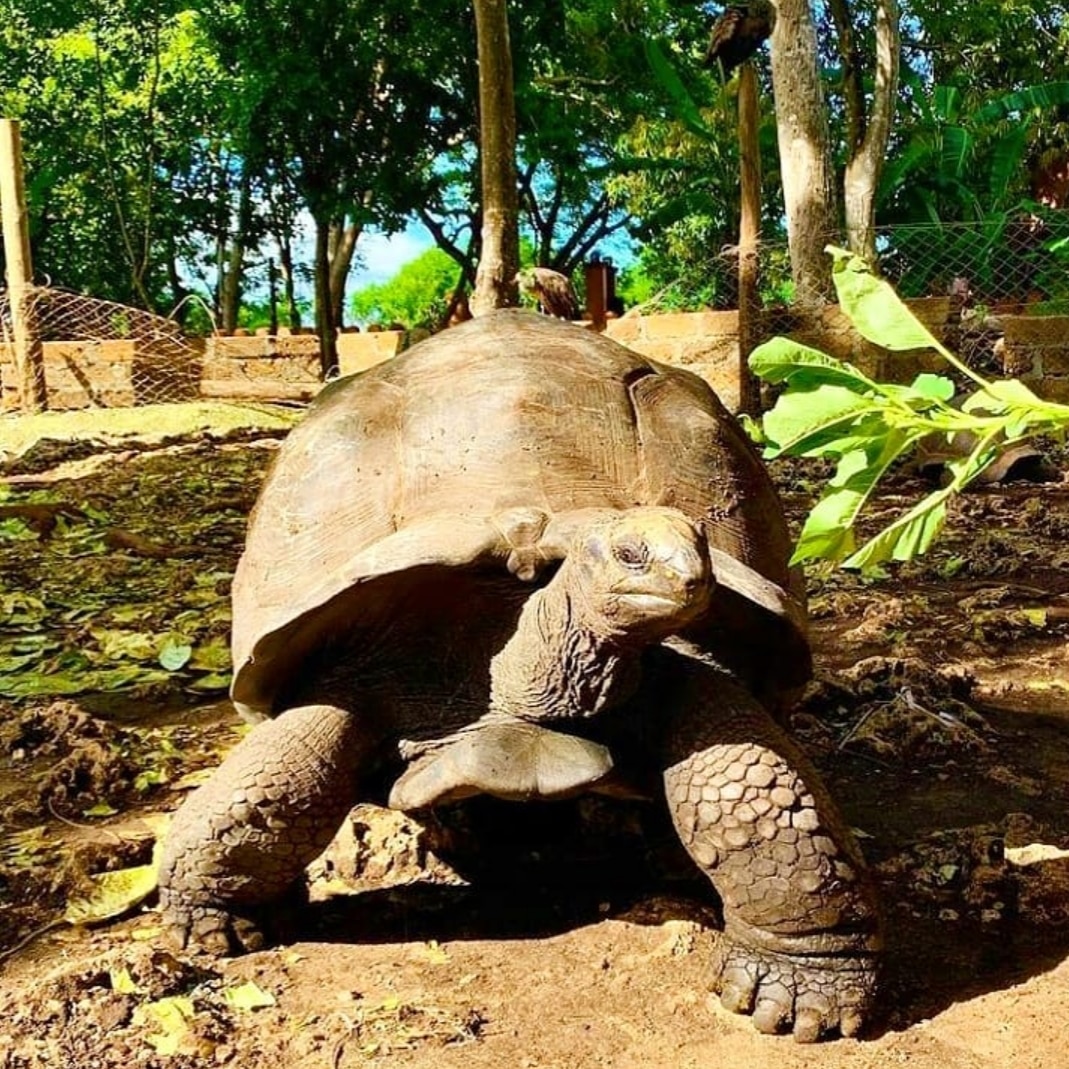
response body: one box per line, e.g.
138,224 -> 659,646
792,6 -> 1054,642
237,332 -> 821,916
2,426 -> 1069,1069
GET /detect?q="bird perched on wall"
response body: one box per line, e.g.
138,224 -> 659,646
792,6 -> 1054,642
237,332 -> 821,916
514,267 -> 580,320
703,2 -> 775,81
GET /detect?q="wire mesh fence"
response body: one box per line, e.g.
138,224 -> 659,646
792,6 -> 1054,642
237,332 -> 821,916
626,210 -> 1069,317
876,213 -> 1069,313
2,213 -> 1067,412
0,286 -> 205,410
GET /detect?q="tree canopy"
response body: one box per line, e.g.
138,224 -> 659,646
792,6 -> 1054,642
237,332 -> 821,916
2,0 -> 1067,326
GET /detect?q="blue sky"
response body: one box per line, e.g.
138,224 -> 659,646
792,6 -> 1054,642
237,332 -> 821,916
348,223 -> 437,289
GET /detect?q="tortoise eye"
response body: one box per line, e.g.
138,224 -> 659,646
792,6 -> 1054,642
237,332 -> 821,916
613,539 -> 649,568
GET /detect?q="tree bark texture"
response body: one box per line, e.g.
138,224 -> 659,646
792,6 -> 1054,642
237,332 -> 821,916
471,0 -> 520,316
313,217 -> 338,376
736,63 -> 762,415
769,0 -> 837,308
220,168 -> 253,334
840,0 -> 900,266
0,119 -> 47,412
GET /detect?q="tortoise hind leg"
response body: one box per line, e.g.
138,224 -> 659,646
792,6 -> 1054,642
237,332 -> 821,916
654,655 -> 883,1042
158,703 -> 371,954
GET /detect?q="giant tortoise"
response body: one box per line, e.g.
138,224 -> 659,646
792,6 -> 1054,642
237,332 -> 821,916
158,309 -> 882,1041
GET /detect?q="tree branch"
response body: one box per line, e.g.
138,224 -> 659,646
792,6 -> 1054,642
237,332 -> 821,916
827,0 -> 865,154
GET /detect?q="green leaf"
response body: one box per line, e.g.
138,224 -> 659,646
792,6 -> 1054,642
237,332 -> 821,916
110,967 -> 142,995
911,373 -> 955,401
761,384 -> 876,458
186,672 -> 231,692
0,666 -> 171,699
828,247 -> 941,351
64,863 -> 158,925
844,496 -> 950,570
749,336 -> 878,392
133,996 -> 196,1056
158,635 -> 193,672
791,429 -> 923,564
92,628 -> 159,662
962,379 -> 1044,415
0,518 -> 36,542
187,636 -> 232,672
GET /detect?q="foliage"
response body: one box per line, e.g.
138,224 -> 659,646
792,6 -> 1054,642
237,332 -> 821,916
751,249 -> 1069,569
350,247 -> 463,329
1,2 -> 231,307
2,0 -> 1068,326
0,409 -> 293,701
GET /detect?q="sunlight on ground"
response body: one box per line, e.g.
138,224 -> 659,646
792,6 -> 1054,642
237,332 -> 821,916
0,402 -> 299,459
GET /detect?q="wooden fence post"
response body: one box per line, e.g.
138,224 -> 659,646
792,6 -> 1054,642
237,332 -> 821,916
0,118 -> 47,412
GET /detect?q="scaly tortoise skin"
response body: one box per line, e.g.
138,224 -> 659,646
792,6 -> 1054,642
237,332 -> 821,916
158,309 -> 882,1042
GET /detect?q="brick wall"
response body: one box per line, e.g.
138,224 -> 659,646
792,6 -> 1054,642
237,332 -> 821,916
1000,316 -> 1069,402
1,329 -> 410,411
605,298 -> 954,410
4,307 -> 1068,413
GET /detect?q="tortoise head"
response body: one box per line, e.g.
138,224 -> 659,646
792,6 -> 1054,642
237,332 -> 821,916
570,507 -> 713,641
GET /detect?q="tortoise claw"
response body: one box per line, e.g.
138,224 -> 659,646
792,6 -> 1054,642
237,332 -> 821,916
160,895 -> 270,957
712,933 -> 878,1042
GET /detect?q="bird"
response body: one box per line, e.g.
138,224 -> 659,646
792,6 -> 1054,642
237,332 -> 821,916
514,268 -> 580,320
703,2 -> 775,81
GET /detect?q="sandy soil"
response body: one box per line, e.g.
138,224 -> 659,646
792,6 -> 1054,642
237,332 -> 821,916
2,433 -> 1069,1069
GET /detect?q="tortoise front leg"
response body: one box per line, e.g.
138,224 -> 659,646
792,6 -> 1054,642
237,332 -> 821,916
656,656 -> 883,1042
158,703 -> 370,954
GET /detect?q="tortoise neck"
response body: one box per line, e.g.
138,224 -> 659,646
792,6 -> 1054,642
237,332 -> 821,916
488,560 -> 641,722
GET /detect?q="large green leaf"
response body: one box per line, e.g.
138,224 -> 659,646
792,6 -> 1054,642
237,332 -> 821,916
761,385 -> 874,459
792,428 -> 924,565
748,336 -> 878,392
828,248 -> 941,352
973,81 -> 1069,124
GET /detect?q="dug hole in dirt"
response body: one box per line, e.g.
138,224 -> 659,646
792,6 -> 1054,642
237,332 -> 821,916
2,431 -> 1069,1069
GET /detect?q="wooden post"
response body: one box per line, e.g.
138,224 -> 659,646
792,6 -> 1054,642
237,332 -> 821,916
736,64 -> 762,415
0,119 -> 47,412
584,258 -> 609,330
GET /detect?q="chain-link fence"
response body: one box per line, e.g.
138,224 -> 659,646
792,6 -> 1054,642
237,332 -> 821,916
877,213 -> 1069,312
3,213 -> 1067,411
0,286 -> 204,410
626,210 -> 1069,316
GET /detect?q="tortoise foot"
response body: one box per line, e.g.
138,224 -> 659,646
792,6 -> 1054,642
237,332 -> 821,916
712,933 -> 878,1042
158,885 -> 306,956
158,894 -> 271,956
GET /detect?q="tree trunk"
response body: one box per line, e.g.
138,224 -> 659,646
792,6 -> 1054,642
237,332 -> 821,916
470,0 -> 519,316
328,216 -> 364,330
276,231 -> 301,331
220,169 -> 253,334
313,216 -> 338,376
0,119 -> 47,412
736,63 -> 762,415
841,0 -> 900,266
769,0 -> 837,307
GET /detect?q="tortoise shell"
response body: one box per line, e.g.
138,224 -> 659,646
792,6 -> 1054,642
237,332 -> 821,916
230,310 -> 808,719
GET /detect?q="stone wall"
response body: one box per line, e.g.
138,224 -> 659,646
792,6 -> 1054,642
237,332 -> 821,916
1000,316 -> 1069,402
4,306 -> 1069,413
605,298 -> 955,410
1,329 -> 409,411
604,310 -> 742,407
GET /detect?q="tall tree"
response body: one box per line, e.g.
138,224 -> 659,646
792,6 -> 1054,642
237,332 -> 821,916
205,0 -> 466,366
470,0 -> 520,315
768,0 -> 837,305
830,0 -> 900,265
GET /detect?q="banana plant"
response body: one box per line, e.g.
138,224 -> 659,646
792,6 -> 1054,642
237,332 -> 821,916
750,248 -> 1069,570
